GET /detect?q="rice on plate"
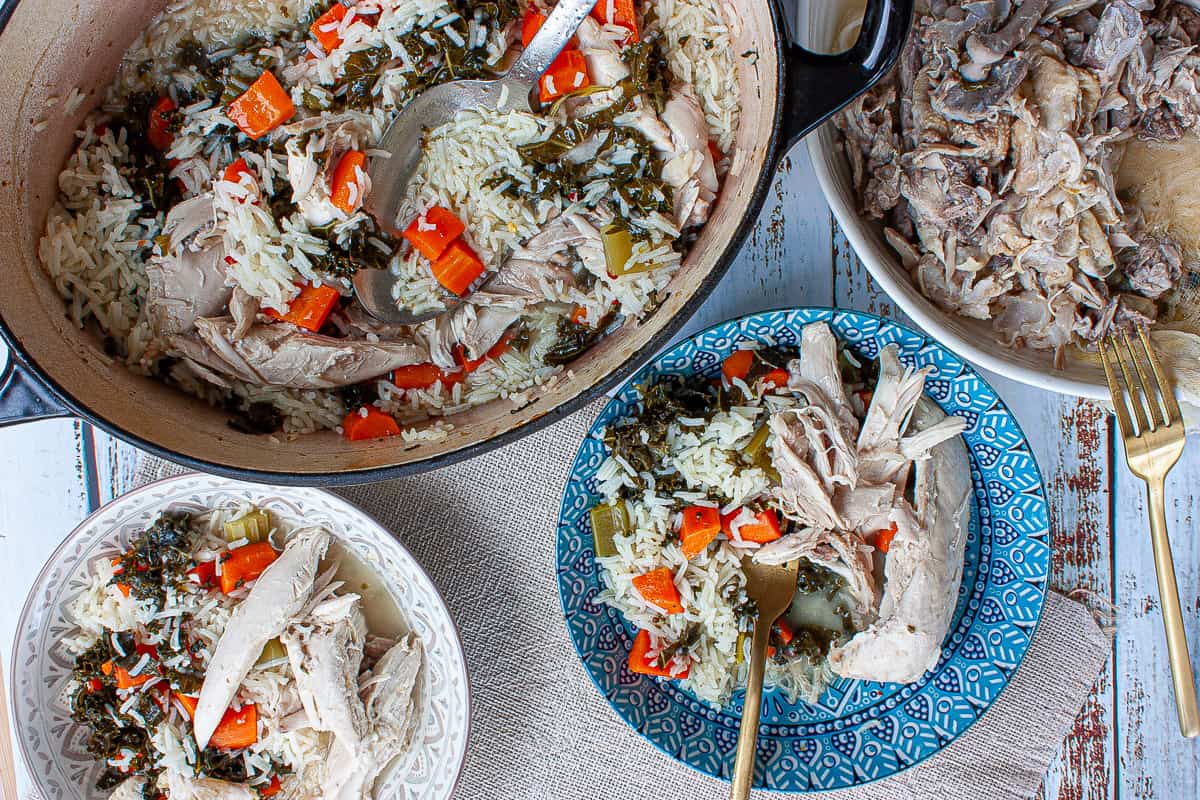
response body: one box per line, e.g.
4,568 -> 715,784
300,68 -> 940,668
62,503 -> 423,800
40,0 -> 740,440
590,321 -> 974,706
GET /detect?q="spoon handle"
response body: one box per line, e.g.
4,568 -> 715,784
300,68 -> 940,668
504,0 -> 597,88
730,614 -> 772,799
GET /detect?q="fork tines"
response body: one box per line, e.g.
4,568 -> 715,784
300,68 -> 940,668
1098,326 -> 1182,439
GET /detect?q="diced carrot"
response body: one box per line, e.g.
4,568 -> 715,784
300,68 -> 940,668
148,97 -> 176,151
680,505 -> 721,559
227,71 -> 295,140
403,205 -> 466,261
390,363 -> 461,390
774,617 -> 794,645
341,406 -> 402,441
521,10 -> 547,47
431,239 -> 486,296
260,776 -> 283,798
101,661 -> 113,676
538,49 -> 590,104
264,282 -> 341,332
875,521 -> 899,553
103,661 -> 151,691
721,508 -> 782,544
721,349 -> 755,383
591,0 -> 639,41
570,305 -> 588,325
86,678 -> 104,694
762,368 -> 790,390
174,692 -> 199,719
632,567 -> 683,614
627,629 -> 688,678
310,3 -> 348,51
218,542 -> 278,594
188,560 -> 217,586
116,583 -> 131,597
223,157 -> 254,184
330,150 -> 367,214
209,703 -> 259,750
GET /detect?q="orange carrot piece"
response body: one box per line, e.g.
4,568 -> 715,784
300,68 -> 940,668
721,349 -> 755,383
431,239 -> 485,296
310,3 -> 348,51
174,692 -> 199,720
148,97 -> 177,151
721,508 -> 782,543
227,71 -> 295,140
707,139 -> 722,166
774,617 -> 795,645
632,567 -> 683,614
875,521 -> 899,553
680,505 -> 720,559
538,49 -> 590,103
209,703 -> 259,750
569,305 -> 588,325
521,10 -> 547,46
223,157 -> 254,184
218,542 -> 278,594
403,205 -> 466,261
330,150 -> 367,214
264,282 -> 341,332
762,368 -> 789,390
591,0 -> 639,40
260,776 -> 283,798
390,363 -> 456,390
103,662 -> 150,691
341,406 -> 402,441
627,629 -> 688,678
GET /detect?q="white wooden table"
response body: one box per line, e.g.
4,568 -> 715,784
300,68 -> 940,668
2,146 -> 1198,799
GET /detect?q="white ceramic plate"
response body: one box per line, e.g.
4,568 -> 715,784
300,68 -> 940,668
805,0 -> 1110,400
10,473 -> 470,800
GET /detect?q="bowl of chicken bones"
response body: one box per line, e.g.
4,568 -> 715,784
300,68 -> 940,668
556,310 -> 1051,790
811,0 -> 1200,407
10,474 -> 468,800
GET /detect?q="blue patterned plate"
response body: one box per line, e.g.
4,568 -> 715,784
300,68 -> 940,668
555,308 -> 1051,791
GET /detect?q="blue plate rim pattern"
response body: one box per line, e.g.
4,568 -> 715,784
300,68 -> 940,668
554,307 -> 1052,791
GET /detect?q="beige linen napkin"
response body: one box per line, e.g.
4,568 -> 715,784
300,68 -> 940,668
136,400 -> 1110,800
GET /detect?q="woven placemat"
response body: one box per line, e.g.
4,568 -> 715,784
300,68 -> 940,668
136,399 -> 1110,800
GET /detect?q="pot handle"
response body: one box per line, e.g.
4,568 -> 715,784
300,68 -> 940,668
771,0 -> 913,157
0,345 -> 71,426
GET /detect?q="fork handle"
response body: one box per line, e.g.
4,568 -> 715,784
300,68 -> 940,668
730,616 -> 772,799
1146,476 -> 1200,737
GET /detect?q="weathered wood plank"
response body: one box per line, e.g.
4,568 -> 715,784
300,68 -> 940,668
90,428 -> 146,505
1114,446 -> 1200,800
832,219 -> 1118,800
0,414 -> 93,797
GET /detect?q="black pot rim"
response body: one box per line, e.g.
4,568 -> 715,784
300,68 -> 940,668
0,0 -> 788,486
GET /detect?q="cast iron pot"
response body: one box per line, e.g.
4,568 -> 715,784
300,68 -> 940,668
0,0 -> 911,484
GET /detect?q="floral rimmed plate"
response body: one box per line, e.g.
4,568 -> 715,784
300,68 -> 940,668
11,473 -> 470,800
555,308 -> 1051,791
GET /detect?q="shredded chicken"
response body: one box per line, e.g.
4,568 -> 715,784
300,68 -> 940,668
836,0 -> 1196,364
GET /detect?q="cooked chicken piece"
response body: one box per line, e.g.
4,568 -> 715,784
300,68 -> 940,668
194,527 -> 330,750
417,303 -> 522,368
616,104 -> 676,155
574,17 -> 630,85
145,195 -> 230,338
228,287 -> 259,341
962,0 -> 1047,79
791,321 -> 860,436
857,345 -> 947,485
163,773 -> 256,800
281,593 -> 369,754
1078,0 -> 1143,73
286,121 -> 368,226
829,399 -> 972,683
768,408 -> 853,531
754,527 -> 878,622
932,56 -> 1029,122
170,317 -> 428,389
660,86 -> 719,227
834,483 -> 897,533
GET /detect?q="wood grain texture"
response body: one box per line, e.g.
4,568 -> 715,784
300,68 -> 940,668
3,146 -> 1200,800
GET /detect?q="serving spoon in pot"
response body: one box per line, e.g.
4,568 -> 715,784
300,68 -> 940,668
354,0 -> 598,325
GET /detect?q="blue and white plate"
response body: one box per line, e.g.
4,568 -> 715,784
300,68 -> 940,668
555,308 -> 1051,791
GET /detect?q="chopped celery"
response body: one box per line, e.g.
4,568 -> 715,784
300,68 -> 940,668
741,424 -> 780,481
257,637 -> 287,665
223,508 -> 272,544
590,499 -> 629,558
602,225 -> 655,276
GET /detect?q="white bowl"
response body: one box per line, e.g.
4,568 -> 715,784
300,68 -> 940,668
10,473 -> 470,800
805,0 -> 1109,400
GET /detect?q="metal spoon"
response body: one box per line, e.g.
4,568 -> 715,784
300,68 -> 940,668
354,0 -> 598,324
730,556 -> 800,800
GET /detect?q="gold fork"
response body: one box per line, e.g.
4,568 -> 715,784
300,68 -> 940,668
730,557 -> 800,799
1099,327 -> 1200,737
